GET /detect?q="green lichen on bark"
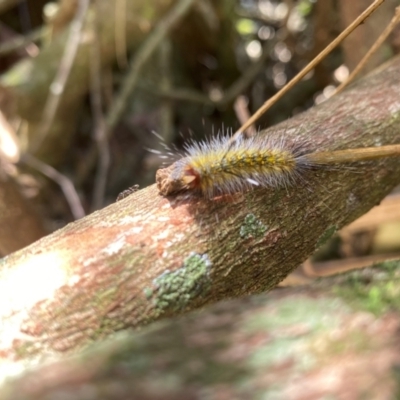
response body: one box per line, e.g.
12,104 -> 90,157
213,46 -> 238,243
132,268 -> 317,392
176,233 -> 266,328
147,253 -> 212,315
240,213 -> 268,239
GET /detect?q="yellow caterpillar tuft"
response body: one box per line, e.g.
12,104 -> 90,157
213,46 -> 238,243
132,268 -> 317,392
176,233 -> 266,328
162,134 -> 309,199
155,133 -> 400,199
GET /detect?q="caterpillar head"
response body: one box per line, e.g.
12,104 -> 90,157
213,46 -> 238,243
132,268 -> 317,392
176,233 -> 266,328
156,158 -> 200,196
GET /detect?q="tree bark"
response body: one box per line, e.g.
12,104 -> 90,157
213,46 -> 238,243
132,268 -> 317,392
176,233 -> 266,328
1,55 -> 400,361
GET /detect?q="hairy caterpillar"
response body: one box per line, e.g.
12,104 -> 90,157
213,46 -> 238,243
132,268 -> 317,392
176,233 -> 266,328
155,133 -> 400,199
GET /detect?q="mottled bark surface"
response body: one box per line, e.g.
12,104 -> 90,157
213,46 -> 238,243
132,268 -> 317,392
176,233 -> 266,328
1,56 -> 400,362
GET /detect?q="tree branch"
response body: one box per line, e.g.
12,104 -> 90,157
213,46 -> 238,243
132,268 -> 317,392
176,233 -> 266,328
1,55 -> 400,360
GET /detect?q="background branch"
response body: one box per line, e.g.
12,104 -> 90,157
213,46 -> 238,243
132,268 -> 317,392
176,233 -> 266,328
2,258 -> 400,399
